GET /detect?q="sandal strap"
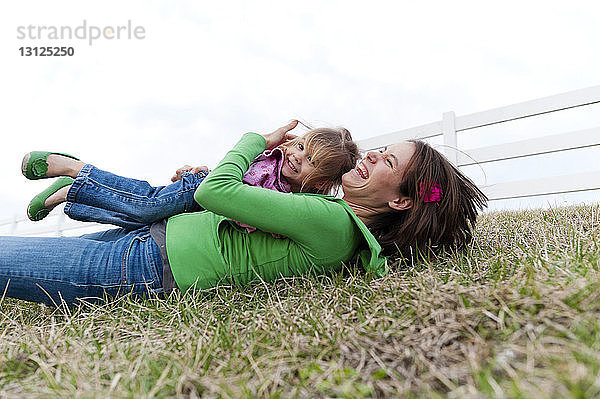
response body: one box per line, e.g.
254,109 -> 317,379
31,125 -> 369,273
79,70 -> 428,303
27,177 -> 74,221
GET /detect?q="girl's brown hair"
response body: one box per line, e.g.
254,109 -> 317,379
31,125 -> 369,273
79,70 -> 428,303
368,140 -> 487,257
283,127 -> 360,194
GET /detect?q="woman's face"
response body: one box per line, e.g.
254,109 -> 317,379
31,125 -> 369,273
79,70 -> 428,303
342,142 -> 415,210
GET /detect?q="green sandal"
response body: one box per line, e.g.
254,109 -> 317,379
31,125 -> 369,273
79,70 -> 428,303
27,177 -> 74,221
21,151 -> 79,180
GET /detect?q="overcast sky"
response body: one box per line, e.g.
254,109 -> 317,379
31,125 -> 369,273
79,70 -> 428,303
1,0 -> 599,225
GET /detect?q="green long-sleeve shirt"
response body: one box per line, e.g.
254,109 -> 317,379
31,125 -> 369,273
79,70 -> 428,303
165,133 -> 387,292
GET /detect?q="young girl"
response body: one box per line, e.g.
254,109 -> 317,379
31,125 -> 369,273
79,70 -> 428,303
23,121 -> 361,233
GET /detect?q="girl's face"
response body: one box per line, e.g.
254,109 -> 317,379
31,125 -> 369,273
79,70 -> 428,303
281,138 -> 316,190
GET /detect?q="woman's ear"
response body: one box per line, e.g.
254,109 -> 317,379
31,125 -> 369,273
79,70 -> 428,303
388,196 -> 412,211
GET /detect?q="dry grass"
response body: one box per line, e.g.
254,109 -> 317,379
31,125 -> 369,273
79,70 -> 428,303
1,204 -> 599,398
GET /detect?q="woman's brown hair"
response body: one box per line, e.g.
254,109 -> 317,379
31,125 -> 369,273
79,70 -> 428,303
283,127 -> 360,194
368,140 -> 488,257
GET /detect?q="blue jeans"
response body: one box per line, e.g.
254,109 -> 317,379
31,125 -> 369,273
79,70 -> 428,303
64,164 -> 207,229
0,226 -> 163,305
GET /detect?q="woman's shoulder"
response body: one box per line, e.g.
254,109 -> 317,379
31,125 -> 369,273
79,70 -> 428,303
299,195 -> 367,241
293,193 -> 352,217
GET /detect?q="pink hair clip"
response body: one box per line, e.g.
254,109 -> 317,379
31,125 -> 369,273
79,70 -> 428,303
419,181 -> 442,203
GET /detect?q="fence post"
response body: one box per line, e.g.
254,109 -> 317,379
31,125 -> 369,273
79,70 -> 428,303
57,212 -> 65,237
10,215 -> 17,235
442,111 -> 458,164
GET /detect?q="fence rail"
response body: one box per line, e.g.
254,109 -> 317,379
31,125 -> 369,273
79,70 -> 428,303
0,210 -> 111,237
455,127 -> 600,166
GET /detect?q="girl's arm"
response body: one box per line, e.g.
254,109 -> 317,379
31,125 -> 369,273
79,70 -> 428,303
170,165 -> 210,182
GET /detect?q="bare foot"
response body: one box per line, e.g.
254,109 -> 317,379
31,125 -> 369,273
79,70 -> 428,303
46,155 -> 86,178
44,185 -> 70,210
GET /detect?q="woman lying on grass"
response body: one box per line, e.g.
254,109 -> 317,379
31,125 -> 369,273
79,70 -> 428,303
21,121 -> 360,295
0,121 -> 487,305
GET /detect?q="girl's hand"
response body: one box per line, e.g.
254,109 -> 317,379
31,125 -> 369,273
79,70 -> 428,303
171,165 -> 210,182
261,120 -> 299,150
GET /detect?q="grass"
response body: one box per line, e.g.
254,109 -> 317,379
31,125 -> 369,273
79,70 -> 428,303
1,204 -> 599,398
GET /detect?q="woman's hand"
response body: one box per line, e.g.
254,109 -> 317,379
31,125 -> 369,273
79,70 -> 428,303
171,165 -> 210,182
261,120 -> 299,150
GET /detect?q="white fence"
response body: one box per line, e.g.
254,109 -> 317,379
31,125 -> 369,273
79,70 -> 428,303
2,85 -> 600,236
0,210 -> 110,237
358,85 -> 600,205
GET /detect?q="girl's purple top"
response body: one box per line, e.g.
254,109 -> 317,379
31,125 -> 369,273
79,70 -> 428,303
234,147 -> 291,233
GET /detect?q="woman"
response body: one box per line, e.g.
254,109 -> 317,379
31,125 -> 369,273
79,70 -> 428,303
0,122 -> 486,305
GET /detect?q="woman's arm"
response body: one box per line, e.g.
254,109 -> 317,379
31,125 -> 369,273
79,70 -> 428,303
194,125 -> 352,254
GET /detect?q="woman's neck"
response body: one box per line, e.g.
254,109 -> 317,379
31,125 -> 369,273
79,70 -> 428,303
342,197 -> 381,226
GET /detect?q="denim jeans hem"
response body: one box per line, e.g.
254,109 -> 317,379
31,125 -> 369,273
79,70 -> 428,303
67,163 -> 94,203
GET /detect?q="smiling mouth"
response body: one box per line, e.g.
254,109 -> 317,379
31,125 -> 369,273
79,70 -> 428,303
356,162 -> 368,179
286,158 -> 298,173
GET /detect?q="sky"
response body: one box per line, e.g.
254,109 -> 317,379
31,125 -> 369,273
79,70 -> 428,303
1,0 -> 599,231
